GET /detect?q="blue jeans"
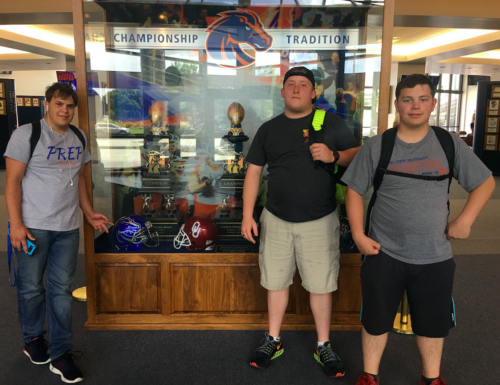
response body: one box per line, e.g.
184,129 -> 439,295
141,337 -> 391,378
15,228 -> 79,359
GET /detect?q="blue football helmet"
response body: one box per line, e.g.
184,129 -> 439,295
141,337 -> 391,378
112,214 -> 159,251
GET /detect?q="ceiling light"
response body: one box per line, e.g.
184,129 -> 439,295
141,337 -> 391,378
0,25 -> 75,49
0,46 -> 29,54
463,50 -> 500,59
392,29 -> 497,56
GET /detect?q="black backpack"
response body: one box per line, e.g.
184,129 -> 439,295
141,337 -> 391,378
364,126 -> 455,237
29,120 -> 86,160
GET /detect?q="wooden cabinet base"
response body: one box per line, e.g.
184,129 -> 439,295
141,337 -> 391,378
84,253 -> 363,330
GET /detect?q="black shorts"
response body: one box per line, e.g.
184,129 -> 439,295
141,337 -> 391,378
360,250 -> 456,338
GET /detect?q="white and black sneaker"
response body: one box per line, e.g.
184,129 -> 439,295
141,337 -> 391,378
23,335 -> 50,365
49,351 -> 83,383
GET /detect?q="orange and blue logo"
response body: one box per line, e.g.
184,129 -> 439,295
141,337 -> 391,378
205,10 -> 273,69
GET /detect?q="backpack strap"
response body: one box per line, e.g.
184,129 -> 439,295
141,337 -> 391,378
364,127 -> 397,236
311,109 -> 326,132
309,109 -> 326,169
29,120 -> 42,160
69,124 -> 86,150
431,126 -> 455,214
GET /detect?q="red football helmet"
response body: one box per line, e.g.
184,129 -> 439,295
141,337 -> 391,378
173,215 -> 218,251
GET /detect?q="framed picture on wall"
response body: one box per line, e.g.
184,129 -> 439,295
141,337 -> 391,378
32,98 -> 39,107
0,82 -> 5,98
484,134 -> 498,151
492,86 -> 500,98
0,99 -> 6,115
486,117 -> 500,133
17,97 -> 24,106
487,99 -> 499,115
24,97 -> 32,107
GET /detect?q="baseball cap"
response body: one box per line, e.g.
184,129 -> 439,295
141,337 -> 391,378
283,66 -> 316,89
283,66 -> 317,103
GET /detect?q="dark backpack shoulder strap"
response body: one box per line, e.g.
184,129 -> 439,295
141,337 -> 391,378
69,124 -> 86,150
431,126 -> 455,214
364,127 -> 398,236
431,126 -> 454,179
29,120 -> 42,160
373,127 -> 397,190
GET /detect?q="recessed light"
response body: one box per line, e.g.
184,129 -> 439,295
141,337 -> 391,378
84,13 -> 90,18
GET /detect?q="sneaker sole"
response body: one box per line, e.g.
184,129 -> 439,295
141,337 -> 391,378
250,348 -> 285,368
23,350 -> 51,365
49,364 -> 83,383
314,352 -> 345,378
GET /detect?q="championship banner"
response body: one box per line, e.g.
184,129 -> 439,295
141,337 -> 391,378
109,27 -> 360,51
90,7 -> 362,69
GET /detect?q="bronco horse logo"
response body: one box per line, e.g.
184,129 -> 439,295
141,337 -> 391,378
205,10 -> 273,69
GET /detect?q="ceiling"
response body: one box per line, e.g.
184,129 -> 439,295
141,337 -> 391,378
0,2 -> 499,75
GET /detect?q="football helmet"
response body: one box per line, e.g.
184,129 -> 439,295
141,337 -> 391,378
113,214 -> 159,252
173,215 -> 218,251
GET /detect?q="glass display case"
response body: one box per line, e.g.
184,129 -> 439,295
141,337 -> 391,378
83,0 -> 384,254
76,0 -> 391,330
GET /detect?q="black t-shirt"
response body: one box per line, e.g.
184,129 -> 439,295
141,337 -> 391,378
246,111 -> 359,222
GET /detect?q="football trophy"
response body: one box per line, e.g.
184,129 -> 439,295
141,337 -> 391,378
214,102 -> 249,241
138,100 -> 183,241
148,101 -> 168,137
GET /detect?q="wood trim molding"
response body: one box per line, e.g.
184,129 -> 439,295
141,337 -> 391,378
377,0 -> 394,134
72,0 -> 98,323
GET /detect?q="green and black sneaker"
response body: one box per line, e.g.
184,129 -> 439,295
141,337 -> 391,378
250,332 -> 284,368
314,342 -> 345,378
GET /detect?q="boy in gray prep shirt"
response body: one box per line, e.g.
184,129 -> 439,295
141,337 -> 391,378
4,82 -> 112,384
342,74 -> 495,385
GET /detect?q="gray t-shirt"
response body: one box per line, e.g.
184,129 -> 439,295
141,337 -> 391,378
341,128 -> 491,264
4,119 -> 91,231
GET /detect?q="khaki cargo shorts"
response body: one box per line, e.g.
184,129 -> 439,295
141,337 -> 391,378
258,208 -> 340,294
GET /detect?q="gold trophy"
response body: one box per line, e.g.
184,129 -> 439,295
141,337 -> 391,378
214,103 -> 249,240
148,101 -> 168,136
138,100 -> 182,240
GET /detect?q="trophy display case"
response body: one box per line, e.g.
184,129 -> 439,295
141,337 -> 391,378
75,0 -> 392,330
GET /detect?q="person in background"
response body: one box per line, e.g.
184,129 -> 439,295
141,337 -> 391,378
464,122 -> 474,147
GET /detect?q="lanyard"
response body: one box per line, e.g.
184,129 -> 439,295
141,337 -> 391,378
7,221 -> 17,286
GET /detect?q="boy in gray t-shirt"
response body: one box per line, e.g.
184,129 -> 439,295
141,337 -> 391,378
4,83 -> 112,383
342,75 -> 495,385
